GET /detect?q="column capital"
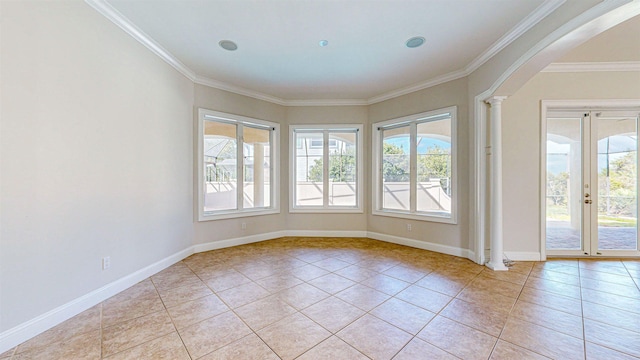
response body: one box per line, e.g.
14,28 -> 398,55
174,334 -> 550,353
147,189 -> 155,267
485,96 -> 508,106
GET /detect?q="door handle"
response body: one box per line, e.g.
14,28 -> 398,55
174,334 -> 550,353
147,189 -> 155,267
584,199 -> 592,204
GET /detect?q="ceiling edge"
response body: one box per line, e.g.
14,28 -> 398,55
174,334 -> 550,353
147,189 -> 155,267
541,61 -> 640,72
87,0 -> 567,107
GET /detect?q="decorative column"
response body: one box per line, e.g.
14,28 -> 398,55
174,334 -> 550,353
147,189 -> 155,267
486,96 -> 509,271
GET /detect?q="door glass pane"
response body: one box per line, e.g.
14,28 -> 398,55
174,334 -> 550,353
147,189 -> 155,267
382,126 -> 410,211
596,116 -> 638,250
546,117 -> 582,250
243,126 -> 271,209
328,132 -> 357,206
203,120 -> 237,212
416,118 -> 452,215
295,132 -> 323,206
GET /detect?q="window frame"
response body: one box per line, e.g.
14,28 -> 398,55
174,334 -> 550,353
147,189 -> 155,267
372,106 -> 457,224
289,124 -> 364,213
198,108 -> 280,221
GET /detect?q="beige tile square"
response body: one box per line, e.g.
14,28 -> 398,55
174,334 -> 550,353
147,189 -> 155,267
335,265 -> 379,282
255,273 -> 303,293
396,285 -> 453,313
157,280 -> 213,308
12,330 -> 101,360
383,264 -> 428,283
276,283 -> 330,310
0,348 -> 15,359
579,277 -> 640,299
440,298 -> 509,337
505,261 -> 534,275
479,268 -> 528,285
500,317 -> 584,360
467,276 -> 523,298
489,340 -> 549,360
106,280 -> 157,305
312,257 -> 351,272
530,267 -> 581,286
335,284 -> 390,311
579,267 -> 637,287
518,286 -> 582,316
217,281 -> 270,308
151,266 -> 202,291
102,310 -> 175,357
308,273 -> 356,294
510,300 -> 583,339
102,289 -> 165,328
370,298 -> 435,335
235,295 -> 297,330
582,298 -> 640,333
586,341 -> 639,360
393,337 -> 459,360
297,336 -> 369,360
581,287 -> 640,314
302,296 -> 365,333
417,316 -> 497,360
235,262 -> 281,280
415,272 -> 473,296
166,294 -> 229,329
291,264 -> 329,281
524,276 -> 582,299
584,318 -> 640,356
178,311 -> 252,359
203,269 -> 252,292
198,333 -> 279,360
16,305 -> 100,353
257,312 -> 331,360
360,274 -> 410,295
337,314 -> 412,360
103,331 -> 189,360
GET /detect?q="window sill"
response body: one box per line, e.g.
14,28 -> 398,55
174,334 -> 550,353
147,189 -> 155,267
289,207 -> 363,214
199,208 -> 280,222
372,209 -> 456,224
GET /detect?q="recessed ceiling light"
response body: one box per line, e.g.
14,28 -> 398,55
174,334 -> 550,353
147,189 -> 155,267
319,40 -> 329,47
219,40 -> 238,51
406,36 -> 425,48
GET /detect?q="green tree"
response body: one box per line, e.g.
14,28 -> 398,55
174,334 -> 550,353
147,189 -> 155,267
417,145 -> 450,181
309,147 -> 356,182
382,142 -> 409,181
599,151 -> 637,216
547,171 -> 569,206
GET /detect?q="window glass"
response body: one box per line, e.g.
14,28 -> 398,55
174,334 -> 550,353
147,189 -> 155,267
373,107 -> 456,223
329,132 -> 357,206
204,121 -> 237,211
295,132 -> 324,206
382,126 -> 410,211
243,126 -> 271,209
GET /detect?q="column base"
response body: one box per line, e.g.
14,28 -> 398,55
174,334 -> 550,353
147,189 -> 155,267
485,261 -> 509,271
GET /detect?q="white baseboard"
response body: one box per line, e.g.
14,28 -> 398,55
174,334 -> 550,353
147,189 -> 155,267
286,230 -> 368,238
504,251 -> 542,261
0,247 -> 194,354
367,231 -> 473,259
193,231 -> 288,253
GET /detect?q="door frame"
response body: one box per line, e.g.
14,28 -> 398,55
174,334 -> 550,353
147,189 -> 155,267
540,99 -> 640,260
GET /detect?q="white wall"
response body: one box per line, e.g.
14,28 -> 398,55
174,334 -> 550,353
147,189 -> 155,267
501,71 -> 640,255
0,1 -> 194,332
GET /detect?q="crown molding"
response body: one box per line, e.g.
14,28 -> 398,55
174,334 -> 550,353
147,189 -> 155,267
193,76 -> 287,105
85,0 -> 196,81
366,69 -> 468,105
465,0 -> 566,74
541,61 -> 640,72
285,99 -> 369,107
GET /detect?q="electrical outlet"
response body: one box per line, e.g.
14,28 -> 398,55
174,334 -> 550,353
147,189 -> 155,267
406,224 -> 412,231
102,256 -> 111,270
241,222 -> 247,230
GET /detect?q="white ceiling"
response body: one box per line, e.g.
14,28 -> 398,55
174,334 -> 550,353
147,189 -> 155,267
98,0 -> 558,104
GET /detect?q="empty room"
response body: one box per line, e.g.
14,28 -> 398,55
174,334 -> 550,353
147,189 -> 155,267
1,0 -> 640,359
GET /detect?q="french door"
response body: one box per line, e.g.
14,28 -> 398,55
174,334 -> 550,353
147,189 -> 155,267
544,109 -> 640,257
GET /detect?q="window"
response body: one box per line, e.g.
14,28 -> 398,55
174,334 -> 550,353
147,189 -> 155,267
198,109 -> 279,221
372,107 -> 457,223
290,124 -> 363,212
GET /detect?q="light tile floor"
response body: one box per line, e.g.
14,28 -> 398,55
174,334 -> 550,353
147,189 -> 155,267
3,237 -> 640,359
